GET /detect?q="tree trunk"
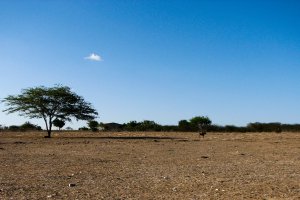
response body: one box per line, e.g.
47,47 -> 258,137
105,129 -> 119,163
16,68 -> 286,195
45,130 -> 51,138
43,117 -> 50,138
43,117 -> 52,138
48,118 -> 52,138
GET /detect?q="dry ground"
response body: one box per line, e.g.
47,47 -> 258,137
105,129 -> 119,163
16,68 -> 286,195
0,131 -> 299,200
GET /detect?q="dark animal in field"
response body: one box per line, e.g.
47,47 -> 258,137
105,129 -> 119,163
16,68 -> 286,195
198,124 -> 207,139
199,131 -> 206,138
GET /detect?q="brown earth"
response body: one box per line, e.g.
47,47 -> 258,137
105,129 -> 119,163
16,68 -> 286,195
0,131 -> 299,200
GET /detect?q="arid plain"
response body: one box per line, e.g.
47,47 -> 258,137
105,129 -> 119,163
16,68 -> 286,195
0,131 -> 299,199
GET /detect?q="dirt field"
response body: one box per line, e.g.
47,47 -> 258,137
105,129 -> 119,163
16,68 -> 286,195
0,131 -> 299,199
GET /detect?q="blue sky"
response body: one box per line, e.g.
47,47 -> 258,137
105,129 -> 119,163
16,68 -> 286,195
0,0 -> 300,129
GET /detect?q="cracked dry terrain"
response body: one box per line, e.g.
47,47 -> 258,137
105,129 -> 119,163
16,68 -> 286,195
0,131 -> 300,199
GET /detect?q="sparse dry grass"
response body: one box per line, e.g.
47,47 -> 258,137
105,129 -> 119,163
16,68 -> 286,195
0,131 -> 299,199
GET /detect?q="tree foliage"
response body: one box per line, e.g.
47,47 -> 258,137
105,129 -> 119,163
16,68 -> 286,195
88,120 -> 99,132
123,121 -> 139,131
190,116 -> 212,128
52,118 -> 65,130
20,121 -> 42,131
122,120 -> 162,131
78,126 -> 89,131
190,116 -> 212,138
139,120 -> 161,131
247,122 -> 282,133
2,85 -> 98,137
1,122 -> 42,132
178,120 -> 191,132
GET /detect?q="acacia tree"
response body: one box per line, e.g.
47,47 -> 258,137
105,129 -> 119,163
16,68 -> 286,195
2,85 -> 98,138
190,116 -> 212,138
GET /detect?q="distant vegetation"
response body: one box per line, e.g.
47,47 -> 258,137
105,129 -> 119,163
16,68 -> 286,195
0,122 -> 41,132
1,85 -> 300,135
83,119 -> 300,133
52,119 -> 65,130
88,120 -> 99,132
200,122 -> 300,133
1,121 -> 300,133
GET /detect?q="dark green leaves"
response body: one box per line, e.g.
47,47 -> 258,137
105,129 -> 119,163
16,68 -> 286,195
2,85 -> 98,137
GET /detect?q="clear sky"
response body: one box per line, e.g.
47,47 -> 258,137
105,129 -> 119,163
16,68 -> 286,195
0,0 -> 300,129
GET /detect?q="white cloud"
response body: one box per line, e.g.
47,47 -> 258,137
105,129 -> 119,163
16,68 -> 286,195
84,53 -> 102,61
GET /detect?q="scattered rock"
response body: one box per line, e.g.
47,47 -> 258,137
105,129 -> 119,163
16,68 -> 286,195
201,156 -> 209,159
68,183 -> 76,187
47,194 -> 56,198
14,141 -> 25,144
67,173 -> 75,179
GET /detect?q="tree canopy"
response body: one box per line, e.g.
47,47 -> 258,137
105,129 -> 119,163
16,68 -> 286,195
88,120 -> 99,132
190,116 -> 212,127
52,118 -> 65,130
190,116 -> 212,138
2,85 -> 98,137
178,120 -> 191,132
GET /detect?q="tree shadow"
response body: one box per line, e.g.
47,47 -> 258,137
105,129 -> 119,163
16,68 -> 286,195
58,136 -> 186,140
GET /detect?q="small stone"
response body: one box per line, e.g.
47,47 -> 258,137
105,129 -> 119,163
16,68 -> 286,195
69,183 -> 76,187
47,194 -> 56,198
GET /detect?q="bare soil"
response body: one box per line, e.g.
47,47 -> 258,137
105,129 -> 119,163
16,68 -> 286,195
0,131 -> 299,199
